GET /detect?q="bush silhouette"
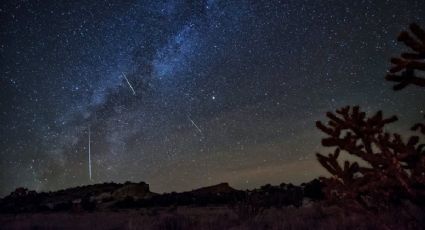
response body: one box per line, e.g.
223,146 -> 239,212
316,24 -> 425,208
386,23 -> 425,90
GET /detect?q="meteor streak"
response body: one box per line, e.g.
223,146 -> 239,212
187,115 -> 202,133
122,72 -> 136,95
88,126 -> 92,181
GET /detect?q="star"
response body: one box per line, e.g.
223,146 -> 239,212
0,0 -> 423,196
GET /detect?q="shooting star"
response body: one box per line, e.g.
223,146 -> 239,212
121,72 -> 136,95
88,126 -> 92,181
187,115 -> 202,133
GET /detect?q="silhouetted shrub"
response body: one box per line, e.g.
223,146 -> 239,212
303,179 -> 324,200
81,195 -> 96,211
386,23 -> 425,90
316,23 -> 425,209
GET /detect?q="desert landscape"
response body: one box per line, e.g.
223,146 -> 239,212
1,1 -> 425,229
1,180 -> 424,229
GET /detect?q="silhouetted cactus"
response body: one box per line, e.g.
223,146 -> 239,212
386,23 -> 425,90
316,24 -> 425,208
412,116 -> 425,135
316,106 -> 425,207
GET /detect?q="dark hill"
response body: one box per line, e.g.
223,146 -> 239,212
0,180 -> 324,213
191,182 -> 236,196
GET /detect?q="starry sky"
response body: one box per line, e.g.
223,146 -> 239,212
1,0 -> 425,196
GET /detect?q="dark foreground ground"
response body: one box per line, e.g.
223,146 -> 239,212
1,202 -> 424,230
1,181 -> 425,229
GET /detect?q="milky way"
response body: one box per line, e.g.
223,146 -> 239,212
1,0 -> 425,196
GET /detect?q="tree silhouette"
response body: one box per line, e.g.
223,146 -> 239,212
316,24 -> 425,208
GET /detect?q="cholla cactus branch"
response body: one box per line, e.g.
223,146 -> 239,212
386,23 -> 425,90
316,106 -> 425,206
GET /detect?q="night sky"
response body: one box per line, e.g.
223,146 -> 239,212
1,0 -> 425,196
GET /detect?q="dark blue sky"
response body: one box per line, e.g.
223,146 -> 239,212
1,0 -> 424,196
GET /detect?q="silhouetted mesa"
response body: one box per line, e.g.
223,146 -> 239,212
0,180 -> 323,213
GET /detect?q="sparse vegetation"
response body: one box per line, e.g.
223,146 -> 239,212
386,23 -> 425,90
315,23 -> 425,211
1,23 -> 425,230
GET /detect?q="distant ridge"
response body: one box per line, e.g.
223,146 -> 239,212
191,183 -> 236,196
0,179 -> 324,213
